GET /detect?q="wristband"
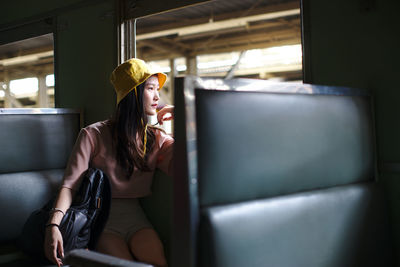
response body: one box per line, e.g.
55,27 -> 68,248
45,223 -> 60,228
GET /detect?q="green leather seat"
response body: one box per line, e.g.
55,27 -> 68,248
0,109 -> 81,267
172,77 -> 394,267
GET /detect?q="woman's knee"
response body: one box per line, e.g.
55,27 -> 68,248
129,228 -> 167,267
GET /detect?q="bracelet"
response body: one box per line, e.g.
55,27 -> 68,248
50,208 -> 65,216
45,223 -> 60,228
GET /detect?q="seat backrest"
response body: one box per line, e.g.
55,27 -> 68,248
0,108 -> 81,243
195,88 -> 374,205
172,77 -> 394,267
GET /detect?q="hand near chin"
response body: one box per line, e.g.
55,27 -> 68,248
157,105 -> 174,125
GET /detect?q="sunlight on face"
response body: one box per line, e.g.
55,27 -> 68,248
143,76 -> 160,116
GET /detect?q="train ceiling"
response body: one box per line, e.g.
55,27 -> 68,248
0,0 -> 300,81
135,0 -> 300,61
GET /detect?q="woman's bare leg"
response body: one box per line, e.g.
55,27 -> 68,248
129,228 -> 167,267
97,232 -> 134,261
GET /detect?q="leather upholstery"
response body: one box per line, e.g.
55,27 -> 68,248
0,170 -> 64,243
173,77 -> 393,267
199,183 -> 393,267
0,110 -> 81,244
196,90 -> 375,206
0,112 -> 80,173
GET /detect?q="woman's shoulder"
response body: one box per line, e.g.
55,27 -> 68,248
82,120 -> 111,138
78,120 -> 112,151
84,120 -> 110,131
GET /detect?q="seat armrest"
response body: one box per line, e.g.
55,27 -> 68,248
64,249 -> 153,267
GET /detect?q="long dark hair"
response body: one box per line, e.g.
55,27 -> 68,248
110,82 -> 156,177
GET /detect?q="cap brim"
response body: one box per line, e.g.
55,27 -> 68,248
155,72 -> 167,90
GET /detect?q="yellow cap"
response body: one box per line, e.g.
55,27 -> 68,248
110,58 -> 167,105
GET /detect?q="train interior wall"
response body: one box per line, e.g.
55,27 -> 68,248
303,0 -> 400,258
0,0 -> 117,125
1,0 -> 400,261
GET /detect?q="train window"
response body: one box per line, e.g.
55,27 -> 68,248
129,0 -> 302,79
0,33 -> 54,108
121,0 -> 302,133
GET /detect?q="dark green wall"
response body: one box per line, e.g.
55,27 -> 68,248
0,0 -> 117,125
303,0 -> 400,162
303,0 -> 400,261
55,1 -> 117,125
0,0 -> 86,25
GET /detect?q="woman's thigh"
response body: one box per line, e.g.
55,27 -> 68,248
129,227 -> 167,267
97,231 -> 134,261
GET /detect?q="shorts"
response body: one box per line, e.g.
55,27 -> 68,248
102,198 -> 153,242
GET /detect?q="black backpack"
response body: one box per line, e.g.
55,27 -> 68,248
18,168 -> 111,263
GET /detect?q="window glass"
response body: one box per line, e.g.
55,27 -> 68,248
0,33 -> 54,108
126,0 -> 302,133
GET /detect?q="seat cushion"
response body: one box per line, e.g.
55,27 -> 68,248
199,183 -> 394,267
0,243 -> 56,267
0,169 -> 64,243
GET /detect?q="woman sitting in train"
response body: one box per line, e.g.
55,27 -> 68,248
43,58 -> 174,267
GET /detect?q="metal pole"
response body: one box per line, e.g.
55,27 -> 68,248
133,19 -> 137,58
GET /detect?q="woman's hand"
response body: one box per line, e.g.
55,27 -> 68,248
44,225 -> 64,267
43,187 -> 72,266
157,105 -> 174,125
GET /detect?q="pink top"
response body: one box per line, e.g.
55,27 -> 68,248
62,120 -> 174,198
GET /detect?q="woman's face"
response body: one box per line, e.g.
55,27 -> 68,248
143,75 -> 160,116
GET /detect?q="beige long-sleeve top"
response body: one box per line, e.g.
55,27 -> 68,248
61,120 -> 174,198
